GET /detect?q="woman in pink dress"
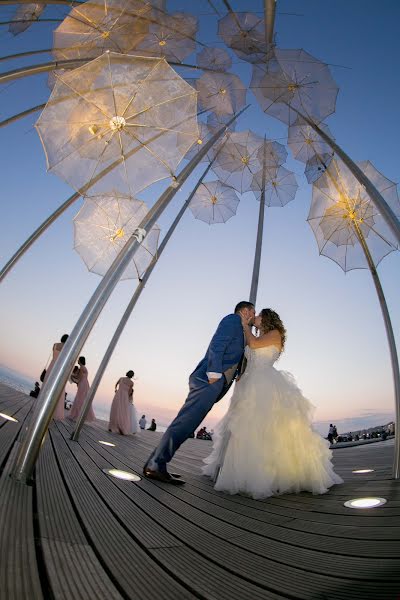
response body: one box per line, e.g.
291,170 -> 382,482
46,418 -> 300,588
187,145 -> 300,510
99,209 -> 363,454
108,370 -> 137,435
43,334 -> 68,421
69,356 -> 95,422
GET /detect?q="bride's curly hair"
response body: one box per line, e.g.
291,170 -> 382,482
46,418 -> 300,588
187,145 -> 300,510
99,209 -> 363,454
260,308 -> 286,353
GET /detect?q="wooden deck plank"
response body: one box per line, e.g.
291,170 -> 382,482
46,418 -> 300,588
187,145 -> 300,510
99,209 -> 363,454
0,442 -> 43,599
1,385 -> 400,600
50,423 -> 196,600
36,435 -> 123,600
69,424 -> 400,599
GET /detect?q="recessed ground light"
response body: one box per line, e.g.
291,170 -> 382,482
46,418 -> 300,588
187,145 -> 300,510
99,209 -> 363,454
352,469 -> 374,474
102,468 -> 141,481
0,412 -> 18,422
98,440 -> 116,447
344,497 -> 386,509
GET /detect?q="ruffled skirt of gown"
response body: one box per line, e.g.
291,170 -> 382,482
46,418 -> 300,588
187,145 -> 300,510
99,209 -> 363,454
203,361 -> 343,499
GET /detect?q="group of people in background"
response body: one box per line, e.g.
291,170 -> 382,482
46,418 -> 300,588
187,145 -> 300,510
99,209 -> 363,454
36,335 -> 157,436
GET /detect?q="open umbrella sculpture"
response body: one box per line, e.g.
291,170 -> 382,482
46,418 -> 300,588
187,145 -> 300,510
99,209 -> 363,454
9,3 -> 46,35
52,0 -> 152,60
189,180 -> 239,225
35,52 -> 199,196
196,47 -> 232,72
196,71 -> 247,117
248,139 -> 297,303
73,191 -> 160,280
250,48 -> 339,126
218,11 -> 271,64
184,121 -> 226,164
212,129 -> 263,194
135,11 -> 198,63
308,158 -> 400,476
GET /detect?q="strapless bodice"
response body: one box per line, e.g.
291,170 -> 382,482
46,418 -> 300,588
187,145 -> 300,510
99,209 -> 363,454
245,344 -> 280,368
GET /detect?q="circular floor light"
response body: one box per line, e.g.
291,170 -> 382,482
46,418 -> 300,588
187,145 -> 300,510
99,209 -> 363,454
0,412 -> 18,422
98,440 -> 116,447
344,497 -> 386,509
352,469 -> 374,474
102,468 -> 141,482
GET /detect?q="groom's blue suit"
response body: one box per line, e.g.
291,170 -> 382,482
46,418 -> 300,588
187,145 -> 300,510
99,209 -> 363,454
145,313 -> 245,473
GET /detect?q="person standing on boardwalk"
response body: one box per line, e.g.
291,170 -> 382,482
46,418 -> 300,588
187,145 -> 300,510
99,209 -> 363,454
43,333 -> 69,420
139,415 -> 147,430
109,370 -> 137,435
143,301 -> 255,485
69,357 -> 95,422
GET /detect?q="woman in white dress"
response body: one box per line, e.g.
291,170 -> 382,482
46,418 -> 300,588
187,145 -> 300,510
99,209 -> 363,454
203,309 -> 343,499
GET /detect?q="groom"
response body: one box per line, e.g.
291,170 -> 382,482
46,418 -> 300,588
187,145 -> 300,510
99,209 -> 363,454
143,301 -> 255,484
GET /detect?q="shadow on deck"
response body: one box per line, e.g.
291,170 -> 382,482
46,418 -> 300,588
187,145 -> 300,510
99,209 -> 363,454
1,383 -> 399,600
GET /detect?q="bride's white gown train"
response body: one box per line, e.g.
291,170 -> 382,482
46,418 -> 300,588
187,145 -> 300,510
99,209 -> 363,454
203,345 -> 343,499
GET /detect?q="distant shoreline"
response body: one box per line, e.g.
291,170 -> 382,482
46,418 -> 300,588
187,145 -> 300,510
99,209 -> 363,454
0,363 -> 394,437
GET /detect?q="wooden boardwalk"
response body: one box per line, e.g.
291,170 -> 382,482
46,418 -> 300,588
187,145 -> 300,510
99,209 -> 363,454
1,382 -> 400,600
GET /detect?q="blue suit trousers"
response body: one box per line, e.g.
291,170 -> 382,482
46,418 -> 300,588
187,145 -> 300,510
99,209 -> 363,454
144,368 -> 226,472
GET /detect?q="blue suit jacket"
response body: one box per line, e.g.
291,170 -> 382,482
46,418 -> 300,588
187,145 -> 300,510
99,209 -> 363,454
193,314 -> 245,379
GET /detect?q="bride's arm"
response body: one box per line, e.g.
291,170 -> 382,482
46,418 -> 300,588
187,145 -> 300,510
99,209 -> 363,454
242,321 -> 258,348
241,318 -> 282,350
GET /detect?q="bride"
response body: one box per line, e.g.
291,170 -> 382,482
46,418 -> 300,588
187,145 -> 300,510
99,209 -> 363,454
202,308 -> 343,499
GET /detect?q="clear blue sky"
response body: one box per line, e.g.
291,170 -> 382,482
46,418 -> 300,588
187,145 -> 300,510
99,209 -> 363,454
0,0 -> 399,434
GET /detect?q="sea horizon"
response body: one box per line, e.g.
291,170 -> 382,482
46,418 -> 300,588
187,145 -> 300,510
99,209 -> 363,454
0,363 -> 394,437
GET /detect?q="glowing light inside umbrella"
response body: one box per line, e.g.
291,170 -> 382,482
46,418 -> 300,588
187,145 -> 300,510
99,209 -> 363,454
109,116 -> 126,131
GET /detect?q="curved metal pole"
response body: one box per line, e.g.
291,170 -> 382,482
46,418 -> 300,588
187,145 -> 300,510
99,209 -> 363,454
324,165 -> 400,479
0,191 -> 80,283
0,59 -> 88,84
0,0 -> 82,4
0,108 -> 208,283
0,57 -> 218,86
264,0 -> 277,47
353,225 -> 400,479
249,137 -> 267,305
71,158 -> 218,441
296,111 -> 400,245
12,107 -> 248,483
1,18 -> 61,26
0,103 -> 46,129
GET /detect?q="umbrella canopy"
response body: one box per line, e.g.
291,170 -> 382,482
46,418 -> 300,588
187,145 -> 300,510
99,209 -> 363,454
251,165 -> 298,207
218,12 -> 270,64
196,71 -> 247,117
308,159 -> 399,271
135,11 -> 198,63
9,3 -> 45,35
212,130 -> 264,194
53,0 -> 151,61
184,122 -> 222,163
196,47 -> 232,71
189,180 -> 239,224
73,191 -> 160,280
35,52 -> 199,196
304,153 -> 333,184
288,116 -> 335,163
256,138 -> 288,169
207,112 -> 237,133
250,48 -> 339,126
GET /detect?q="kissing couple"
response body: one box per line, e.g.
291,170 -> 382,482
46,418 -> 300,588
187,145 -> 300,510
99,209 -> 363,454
144,301 -> 342,499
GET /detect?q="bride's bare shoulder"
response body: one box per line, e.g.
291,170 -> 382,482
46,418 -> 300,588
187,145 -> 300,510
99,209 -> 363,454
258,329 -> 282,351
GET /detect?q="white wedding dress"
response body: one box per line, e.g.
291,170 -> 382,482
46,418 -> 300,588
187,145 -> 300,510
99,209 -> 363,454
203,345 -> 343,498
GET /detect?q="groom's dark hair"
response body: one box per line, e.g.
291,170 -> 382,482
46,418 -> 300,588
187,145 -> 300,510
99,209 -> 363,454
234,301 -> 254,313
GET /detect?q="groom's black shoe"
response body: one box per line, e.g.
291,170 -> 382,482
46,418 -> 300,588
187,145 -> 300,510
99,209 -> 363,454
143,468 -> 185,485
